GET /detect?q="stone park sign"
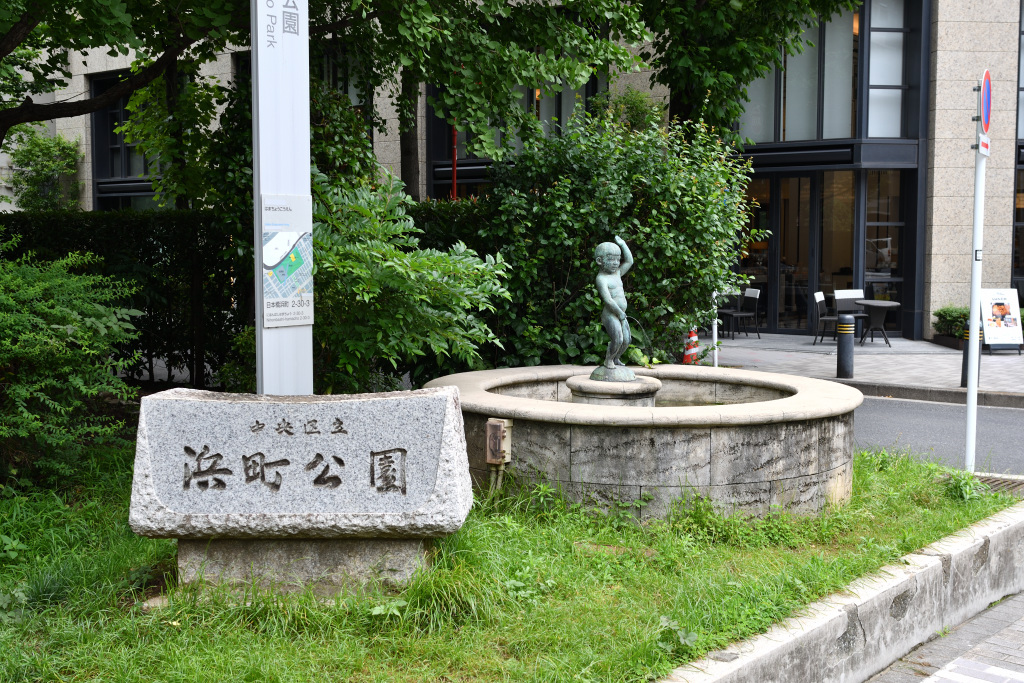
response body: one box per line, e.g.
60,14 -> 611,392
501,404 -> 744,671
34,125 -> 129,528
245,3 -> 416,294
130,386 -> 472,591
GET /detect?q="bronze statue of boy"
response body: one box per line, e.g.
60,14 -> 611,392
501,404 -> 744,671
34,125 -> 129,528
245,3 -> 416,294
591,236 -> 636,382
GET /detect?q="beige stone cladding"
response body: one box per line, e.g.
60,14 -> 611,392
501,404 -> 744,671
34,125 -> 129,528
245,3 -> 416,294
925,0 -> 1019,336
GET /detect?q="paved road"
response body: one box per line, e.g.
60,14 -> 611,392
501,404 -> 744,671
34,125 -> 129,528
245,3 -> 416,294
854,397 -> 1024,475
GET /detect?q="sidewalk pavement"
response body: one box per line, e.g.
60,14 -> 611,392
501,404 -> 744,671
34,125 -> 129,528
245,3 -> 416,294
867,592 -> 1024,683
707,330 -> 1024,406
704,330 -> 1024,682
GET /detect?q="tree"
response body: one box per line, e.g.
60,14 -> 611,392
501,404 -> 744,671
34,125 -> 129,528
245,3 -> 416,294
122,0 -> 646,203
4,126 -> 81,211
640,0 -> 860,136
0,0 -> 247,151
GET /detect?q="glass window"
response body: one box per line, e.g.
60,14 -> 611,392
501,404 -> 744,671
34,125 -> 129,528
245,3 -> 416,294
868,89 -> 903,137
869,32 -> 904,85
823,11 -> 857,138
866,169 -> 902,222
865,170 -> 904,313
867,0 -> 907,139
739,72 -> 776,142
91,71 -> 159,209
782,42 -> 819,140
1014,171 -> 1024,280
739,8 -> 860,143
870,0 -> 904,28
819,171 -> 855,294
1018,91 -> 1024,140
740,177 -> 771,293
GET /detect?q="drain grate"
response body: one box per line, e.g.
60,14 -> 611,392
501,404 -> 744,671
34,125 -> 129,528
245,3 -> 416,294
976,475 -> 1024,497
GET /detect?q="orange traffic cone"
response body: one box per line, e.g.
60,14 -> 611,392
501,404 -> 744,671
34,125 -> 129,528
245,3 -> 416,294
682,328 -> 699,365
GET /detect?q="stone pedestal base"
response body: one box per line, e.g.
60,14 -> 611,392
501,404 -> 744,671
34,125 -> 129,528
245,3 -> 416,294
178,538 -> 431,594
567,374 -> 662,407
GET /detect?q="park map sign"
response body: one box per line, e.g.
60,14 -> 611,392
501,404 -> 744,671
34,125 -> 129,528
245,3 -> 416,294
261,194 -> 314,328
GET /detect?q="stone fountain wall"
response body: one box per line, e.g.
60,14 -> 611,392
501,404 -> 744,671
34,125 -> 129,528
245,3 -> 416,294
426,365 -> 863,520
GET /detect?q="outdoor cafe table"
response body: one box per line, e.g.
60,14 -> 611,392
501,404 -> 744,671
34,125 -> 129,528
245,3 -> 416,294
855,299 -> 900,347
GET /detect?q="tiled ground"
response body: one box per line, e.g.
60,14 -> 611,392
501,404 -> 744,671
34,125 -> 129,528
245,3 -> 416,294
709,333 -> 1024,394
868,593 -> 1024,683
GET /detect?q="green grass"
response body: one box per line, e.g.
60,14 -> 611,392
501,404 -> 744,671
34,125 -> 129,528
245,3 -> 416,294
0,447 -> 1016,682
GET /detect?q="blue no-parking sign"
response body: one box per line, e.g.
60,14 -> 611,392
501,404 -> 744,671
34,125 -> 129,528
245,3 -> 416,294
980,69 -> 992,134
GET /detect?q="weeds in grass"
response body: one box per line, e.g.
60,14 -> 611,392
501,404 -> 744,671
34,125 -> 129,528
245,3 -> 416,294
945,470 -> 991,502
0,446 -> 1016,682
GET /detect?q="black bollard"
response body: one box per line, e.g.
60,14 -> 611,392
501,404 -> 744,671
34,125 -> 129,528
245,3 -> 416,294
960,328 -> 982,388
837,314 -> 854,379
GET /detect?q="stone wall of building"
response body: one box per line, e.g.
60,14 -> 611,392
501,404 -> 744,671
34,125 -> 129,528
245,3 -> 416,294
925,0 -> 1019,336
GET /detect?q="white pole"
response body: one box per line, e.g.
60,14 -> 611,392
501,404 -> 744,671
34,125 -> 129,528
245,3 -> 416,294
965,75 -> 989,473
251,0 -> 314,396
712,292 -> 719,367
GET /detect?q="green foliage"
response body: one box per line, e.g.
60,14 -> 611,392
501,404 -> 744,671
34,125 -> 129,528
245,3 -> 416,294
640,0 -> 860,137
933,305 -> 970,338
0,238 -> 140,482
0,0 -> 247,148
311,172 -> 508,394
120,66 -> 219,207
112,0 -> 646,207
4,126 -> 81,211
418,97 -> 760,369
944,470 -> 990,503
353,0 -> 648,160
0,209 -> 243,388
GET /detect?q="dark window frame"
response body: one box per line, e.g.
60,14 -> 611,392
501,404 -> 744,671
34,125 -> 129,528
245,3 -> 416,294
90,70 -> 159,210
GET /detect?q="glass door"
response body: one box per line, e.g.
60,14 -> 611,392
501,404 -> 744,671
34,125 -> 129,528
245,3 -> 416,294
776,175 -> 814,330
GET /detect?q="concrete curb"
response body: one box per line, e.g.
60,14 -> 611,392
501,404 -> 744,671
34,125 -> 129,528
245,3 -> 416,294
829,379 -> 1024,409
662,501 -> 1024,683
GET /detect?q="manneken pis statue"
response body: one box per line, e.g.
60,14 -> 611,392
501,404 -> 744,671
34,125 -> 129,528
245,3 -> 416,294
594,236 -> 634,370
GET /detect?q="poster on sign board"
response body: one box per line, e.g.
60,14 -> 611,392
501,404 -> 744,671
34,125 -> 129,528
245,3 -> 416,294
980,288 -> 1023,346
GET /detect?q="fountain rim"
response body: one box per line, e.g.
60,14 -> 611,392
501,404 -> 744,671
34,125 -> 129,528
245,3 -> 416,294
425,364 -> 863,427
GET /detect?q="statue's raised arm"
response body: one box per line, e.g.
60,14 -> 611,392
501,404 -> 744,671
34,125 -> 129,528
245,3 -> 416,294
615,235 -> 633,276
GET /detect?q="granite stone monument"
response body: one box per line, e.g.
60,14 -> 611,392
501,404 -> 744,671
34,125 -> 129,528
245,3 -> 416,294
130,386 -> 472,591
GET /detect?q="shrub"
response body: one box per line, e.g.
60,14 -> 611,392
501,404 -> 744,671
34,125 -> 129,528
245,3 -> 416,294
933,305 -> 970,338
0,237 -> 140,482
0,210 -> 242,388
4,126 -> 82,212
417,102 -> 761,368
310,172 -> 508,394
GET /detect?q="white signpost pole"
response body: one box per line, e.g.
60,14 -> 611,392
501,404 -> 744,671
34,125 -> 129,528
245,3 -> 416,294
251,0 -> 314,395
965,70 -> 992,472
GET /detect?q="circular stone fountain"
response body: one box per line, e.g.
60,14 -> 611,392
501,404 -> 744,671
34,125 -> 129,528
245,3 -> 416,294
425,365 -> 863,519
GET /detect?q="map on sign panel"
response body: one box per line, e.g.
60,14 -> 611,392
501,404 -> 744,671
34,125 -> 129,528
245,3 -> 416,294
261,194 -> 314,328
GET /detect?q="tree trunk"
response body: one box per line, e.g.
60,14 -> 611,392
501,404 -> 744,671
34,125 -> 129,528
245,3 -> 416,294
165,58 -> 205,388
399,72 -> 420,201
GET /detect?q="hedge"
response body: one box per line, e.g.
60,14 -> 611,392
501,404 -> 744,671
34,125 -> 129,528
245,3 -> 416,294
0,209 -> 247,388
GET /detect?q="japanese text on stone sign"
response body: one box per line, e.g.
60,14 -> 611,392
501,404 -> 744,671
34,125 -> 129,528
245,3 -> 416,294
181,416 -> 406,495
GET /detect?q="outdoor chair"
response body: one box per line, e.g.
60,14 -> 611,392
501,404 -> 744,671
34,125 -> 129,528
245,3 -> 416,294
721,288 -> 760,339
715,291 -> 740,337
812,291 -> 837,345
834,289 -> 869,326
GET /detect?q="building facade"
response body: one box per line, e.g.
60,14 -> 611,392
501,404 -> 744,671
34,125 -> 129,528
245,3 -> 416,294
737,0 -> 1021,340
6,0 -> 1022,339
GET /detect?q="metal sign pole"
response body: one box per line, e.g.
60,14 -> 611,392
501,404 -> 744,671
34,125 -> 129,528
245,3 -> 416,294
711,292 -> 719,368
965,70 -> 992,472
251,0 -> 314,395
